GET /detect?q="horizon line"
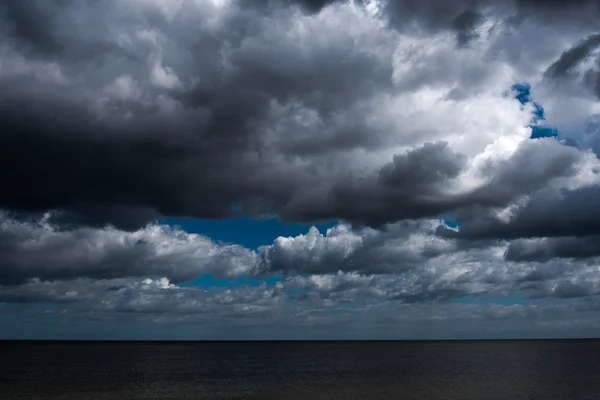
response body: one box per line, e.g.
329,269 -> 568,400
2,337 -> 600,343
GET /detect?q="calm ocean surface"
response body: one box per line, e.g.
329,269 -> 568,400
1,340 -> 600,399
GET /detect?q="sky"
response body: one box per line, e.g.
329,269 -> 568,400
1,0 -> 600,340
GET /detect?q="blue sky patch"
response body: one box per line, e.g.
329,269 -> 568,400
512,82 -> 532,105
442,217 -> 463,229
530,125 -> 559,139
162,217 -> 335,288
511,83 -> 559,140
180,274 -> 283,289
160,217 -> 336,250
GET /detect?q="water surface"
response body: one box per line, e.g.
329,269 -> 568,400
2,340 -> 599,399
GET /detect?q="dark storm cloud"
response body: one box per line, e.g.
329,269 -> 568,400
0,93 -> 590,231
584,65 -> 600,100
453,9 -> 484,47
382,0 -> 489,35
515,0 -> 600,21
257,0 -> 600,20
0,0 -> 402,229
0,0 -> 63,56
46,205 -> 162,232
244,0 -> 347,13
439,186 -> 600,241
381,0 -> 599,40
2,77 -> 583,230
0,95 -> 253,229
545,34 -> 600,78
505,235 -> 600,262
278,142 -> 468,226
3,0 -> 600,340
292,0 -> 336,12
543,33 -> 600,100
283,138 -> 590,227
1,0 -> 598,232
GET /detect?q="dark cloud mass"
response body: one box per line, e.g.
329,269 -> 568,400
0,0 -> 65,55
453,9 -> 484,46
505,235 -> 600,262
440,186 -> 600,241
545,34 -> 600,78
1,0 -> 600,338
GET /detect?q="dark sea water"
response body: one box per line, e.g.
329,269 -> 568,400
1,340 -> 600,399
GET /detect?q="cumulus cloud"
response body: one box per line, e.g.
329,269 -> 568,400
2,0 -> 598,230
2,0 -> 600,337
0,212 -> 258,286
1,212 -> 453,284
3,212 -> 600,307
258,219 -> 453,274
439,185 -> 600,241
505,236 -> 600,261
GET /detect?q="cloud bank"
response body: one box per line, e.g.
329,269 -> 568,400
1,0 -> 600,338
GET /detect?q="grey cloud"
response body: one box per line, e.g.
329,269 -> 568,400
582,53 -> 600,100
0,0 -> 64,56
553,280 -> 596,298
102,280 -> 281,319
1,0 -> 598,232
0,277 -> 284,325
275,142 -> 466,226
584,66 -> 600,99
3,84 -> 583,230
382,0 -> 599,40
287,138 -> 591,227
0,211 -> 516,305
545,34 -> 600,78
440,185 -> 600,241
244,0 -> 348,13
513,0 -> 600,28
0,97 -> 251,228
467,138 -> 589,207
0,0 -> 400,229
258,220 -> 454,275
383,0 -> 491,36
6,255 -> 599,313
379,142 -> 466,190
0,213 -> 258,286
517,0 -> 598,8
290,0 -> 338,12
511,259 -> 600,299
0,212 -> 456,286
259,228 -> 600,303
453,9 -> 484,47
4,215 -> 600,326
544,33 -> 600,100
506,236 -> 600,262
2,0 -> 600,339
253,0 -> 600,23
0,277 -> 133,304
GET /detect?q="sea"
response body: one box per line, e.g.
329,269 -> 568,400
1,340 -> 600,399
